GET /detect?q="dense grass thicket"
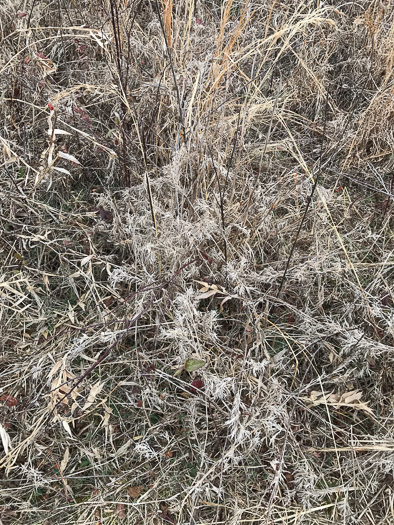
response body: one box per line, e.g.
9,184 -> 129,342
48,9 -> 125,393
0,1 -> 393,523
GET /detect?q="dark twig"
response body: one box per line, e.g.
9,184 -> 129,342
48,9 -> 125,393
276,96 -> 329,298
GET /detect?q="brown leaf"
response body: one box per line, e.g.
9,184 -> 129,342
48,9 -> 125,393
127,485 -> 143,499
115,503 -> 126,518
97,206 -> 114,222
198,289 -> 218,299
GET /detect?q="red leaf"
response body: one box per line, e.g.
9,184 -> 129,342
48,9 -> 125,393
190,378 -> 203,393
36,52 -> 47,59
82,114 -> 91,125
137,400 -> 143,408
196,18 -> 202,25
48,103 -> 55,111
1,395 -> 18,407
17,12 -> 27,18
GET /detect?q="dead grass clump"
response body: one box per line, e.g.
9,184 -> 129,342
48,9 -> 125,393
1,1 -> 393,524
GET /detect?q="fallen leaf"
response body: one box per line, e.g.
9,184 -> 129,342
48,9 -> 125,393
342,390 -> 362,404
81,254 -> 93,267
190,378 -> 204,393
47,129 -> 71,136
48,360 -> 63,378
185,358 -> 205,372
307,389 -> 373,416
0,422 -> 12,454
219,295 -> 231,312
0,395 -> 18,407
198,289 -> 218,299
58,151 -> 81,165
327,393 -> 341,403
62,420 -> 72,437
53,167 -> 71,175
82,381 -> 104,411
127,485 -> 143,499
115,503 -> 126,518
60,446 -> 70,473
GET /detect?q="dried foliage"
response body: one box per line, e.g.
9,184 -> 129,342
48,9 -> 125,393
0,1 -> 393,524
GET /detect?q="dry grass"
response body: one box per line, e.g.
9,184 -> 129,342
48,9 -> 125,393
0,1 -> 393,524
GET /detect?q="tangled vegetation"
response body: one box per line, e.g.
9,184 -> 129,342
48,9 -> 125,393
0,1 -> 393,524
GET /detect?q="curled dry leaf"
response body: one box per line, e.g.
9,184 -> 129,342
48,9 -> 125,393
47,129 -> 71,136
62,420 -> 72,437
81,254 -> 93,267
82,381 -> 104,411
195,281 -> 234,310
48,359 -> 64,378
341,390 -> 362,404
199,289 -> 219,299
219,295 -> 231,313
58,151 -> 81,165
306,389 -> 373,415
53,167 -> 71,175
